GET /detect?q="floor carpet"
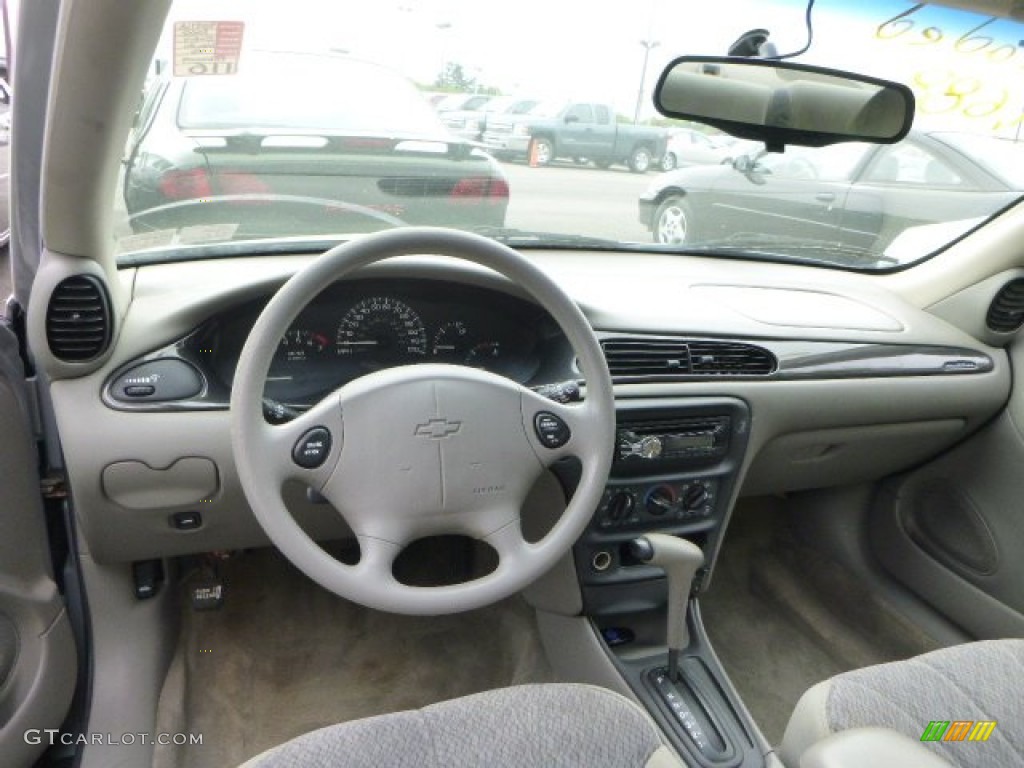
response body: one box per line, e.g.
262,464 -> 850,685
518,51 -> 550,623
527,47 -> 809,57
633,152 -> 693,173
700,497 -> 939,745
153,548 -> 553,768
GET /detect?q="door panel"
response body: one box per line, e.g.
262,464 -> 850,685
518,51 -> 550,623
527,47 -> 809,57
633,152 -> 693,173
0,323 -> 76,766
870,335 -> 1024,638
560,104 -> 608,157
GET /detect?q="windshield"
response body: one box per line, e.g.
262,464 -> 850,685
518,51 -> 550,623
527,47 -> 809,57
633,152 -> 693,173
115,0 -> 1024,270
929,132 -> 1024,188
176,54 -> 446,134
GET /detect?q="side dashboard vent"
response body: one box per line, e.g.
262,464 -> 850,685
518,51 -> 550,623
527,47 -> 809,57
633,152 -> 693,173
46,275 -> 113,362
601,338 -> 776,380
986,278 -> 1024,333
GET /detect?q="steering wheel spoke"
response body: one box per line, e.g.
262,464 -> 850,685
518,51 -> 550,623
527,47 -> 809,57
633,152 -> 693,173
351,534 -> 403,579
264,393 -> 345,488
482,514 -> 532,571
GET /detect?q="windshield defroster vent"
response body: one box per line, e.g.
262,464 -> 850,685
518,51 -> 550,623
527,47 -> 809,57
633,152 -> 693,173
601,338 -> 776,380
986,279 -> 1024,333
46,275 -> 113,362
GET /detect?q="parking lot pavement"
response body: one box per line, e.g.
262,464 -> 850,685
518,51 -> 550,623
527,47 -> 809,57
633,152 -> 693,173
501,162 -> 654,243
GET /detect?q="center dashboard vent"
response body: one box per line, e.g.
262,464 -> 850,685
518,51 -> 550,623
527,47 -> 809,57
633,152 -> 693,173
986,278 -> 1024,333
601,338 -> 776,380
45,275 -> 113,362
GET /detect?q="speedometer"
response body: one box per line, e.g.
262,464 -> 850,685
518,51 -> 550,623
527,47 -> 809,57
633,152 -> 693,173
335,297 -> 428,366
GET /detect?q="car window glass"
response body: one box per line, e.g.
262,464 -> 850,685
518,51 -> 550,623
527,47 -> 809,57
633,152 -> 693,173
928,133 -> 1024,188
463,95 -> 490,111
757,143 -> 867,182
566,104 -> 593,123
594,105 -> 610,125
864,143 -> 964,187
177,56 -> 443,133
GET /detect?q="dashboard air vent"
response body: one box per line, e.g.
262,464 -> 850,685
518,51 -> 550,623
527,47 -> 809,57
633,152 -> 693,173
601,338 -> 776,380
602,339 -> 691,378
986,279 -> 1024,333
46,275 -> 112,362
688,341 -> 776,375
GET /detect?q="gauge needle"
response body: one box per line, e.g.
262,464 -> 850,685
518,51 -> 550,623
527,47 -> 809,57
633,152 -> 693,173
434,345 -> 457,351
337,340 -> 379,346
266,376 -> 294,381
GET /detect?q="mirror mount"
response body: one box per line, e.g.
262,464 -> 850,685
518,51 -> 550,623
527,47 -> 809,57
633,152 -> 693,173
654,56 -> 914,151
727,28 -> 777,58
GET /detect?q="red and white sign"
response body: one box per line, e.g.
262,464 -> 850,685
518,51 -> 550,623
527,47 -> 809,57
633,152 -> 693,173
173,21 -> 244,77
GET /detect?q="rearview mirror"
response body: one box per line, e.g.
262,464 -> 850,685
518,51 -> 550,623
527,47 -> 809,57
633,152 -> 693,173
654,56 -> 914,151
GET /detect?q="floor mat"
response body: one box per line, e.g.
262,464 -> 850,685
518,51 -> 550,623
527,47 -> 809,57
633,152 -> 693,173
700,498 -> 938,746
153,548 -> 553,768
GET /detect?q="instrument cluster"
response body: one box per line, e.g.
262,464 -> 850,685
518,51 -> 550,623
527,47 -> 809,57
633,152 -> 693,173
210,278 -> 558,406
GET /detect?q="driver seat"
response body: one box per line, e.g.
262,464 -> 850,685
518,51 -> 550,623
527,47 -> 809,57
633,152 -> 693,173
239,683 -> 684,768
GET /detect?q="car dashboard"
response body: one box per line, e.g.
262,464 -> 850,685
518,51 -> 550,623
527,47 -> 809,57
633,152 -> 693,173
36,248 -> 1011,573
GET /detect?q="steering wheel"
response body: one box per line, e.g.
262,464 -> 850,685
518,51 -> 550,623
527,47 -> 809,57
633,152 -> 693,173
230,227 -> 615,615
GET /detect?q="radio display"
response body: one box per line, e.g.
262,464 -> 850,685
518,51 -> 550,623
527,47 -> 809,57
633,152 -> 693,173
664,433 -> 715,451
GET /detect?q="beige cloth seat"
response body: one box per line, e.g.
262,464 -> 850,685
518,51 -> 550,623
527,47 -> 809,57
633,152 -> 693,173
781,639 -> 1024,767
239,683 -> 684,768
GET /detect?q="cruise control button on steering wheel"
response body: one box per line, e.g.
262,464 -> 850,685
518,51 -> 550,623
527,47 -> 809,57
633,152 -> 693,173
292,427 -> 332,468
534,411 -> 571,449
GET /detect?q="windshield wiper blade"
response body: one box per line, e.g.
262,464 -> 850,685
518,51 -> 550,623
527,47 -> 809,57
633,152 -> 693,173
676,236 -> 896,268
117,236 -> 352,266
470,226 -> 629,250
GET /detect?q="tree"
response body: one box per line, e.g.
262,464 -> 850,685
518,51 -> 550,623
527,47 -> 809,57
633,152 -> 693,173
434,61 -> 476,92
431,62 -> 501,95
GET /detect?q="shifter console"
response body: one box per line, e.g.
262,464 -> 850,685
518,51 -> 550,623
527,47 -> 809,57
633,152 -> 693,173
574,397 -> 750,614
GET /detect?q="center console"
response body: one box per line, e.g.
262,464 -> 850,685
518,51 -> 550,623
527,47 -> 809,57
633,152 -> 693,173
575,397 -> 749,616
572,396 -> 767,768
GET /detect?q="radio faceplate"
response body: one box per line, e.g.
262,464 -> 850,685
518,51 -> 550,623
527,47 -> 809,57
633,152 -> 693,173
616,415 -> 731,469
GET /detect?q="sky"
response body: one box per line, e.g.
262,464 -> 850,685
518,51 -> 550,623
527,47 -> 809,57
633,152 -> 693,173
111,0 -> 1024,137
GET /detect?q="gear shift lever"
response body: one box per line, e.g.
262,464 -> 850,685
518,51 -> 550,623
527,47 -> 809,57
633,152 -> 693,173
629,533 -> 704,681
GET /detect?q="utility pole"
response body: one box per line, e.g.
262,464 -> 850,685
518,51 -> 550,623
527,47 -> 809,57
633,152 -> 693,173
634,39 -> 660,124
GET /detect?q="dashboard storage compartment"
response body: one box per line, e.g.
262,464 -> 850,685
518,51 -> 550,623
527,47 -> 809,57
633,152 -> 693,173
102,457 -> 219,510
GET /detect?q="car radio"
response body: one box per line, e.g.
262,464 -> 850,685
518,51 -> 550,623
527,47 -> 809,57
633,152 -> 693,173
615,415 -> 730,466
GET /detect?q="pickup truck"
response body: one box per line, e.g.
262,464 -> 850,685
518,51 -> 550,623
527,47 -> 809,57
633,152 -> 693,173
482,101 -> 668,173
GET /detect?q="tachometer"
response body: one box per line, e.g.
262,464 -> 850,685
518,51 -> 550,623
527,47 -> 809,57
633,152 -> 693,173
335,297 -> 427,366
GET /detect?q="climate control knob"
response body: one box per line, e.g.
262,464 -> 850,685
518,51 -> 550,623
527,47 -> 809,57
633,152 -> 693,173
605,491 -> 635,522
683,482 -> 710,511
645,485 -> 677,516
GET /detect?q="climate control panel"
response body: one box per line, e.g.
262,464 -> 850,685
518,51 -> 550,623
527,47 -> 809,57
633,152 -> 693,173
596,479 -> 718,531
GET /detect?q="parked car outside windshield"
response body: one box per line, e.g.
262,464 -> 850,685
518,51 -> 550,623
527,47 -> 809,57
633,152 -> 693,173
638,131 -> 1024,266
113,0 -> 1024,272
120,52 -> 509,249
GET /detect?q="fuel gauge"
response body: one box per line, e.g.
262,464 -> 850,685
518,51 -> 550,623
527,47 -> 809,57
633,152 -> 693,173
432,321 -> 472,361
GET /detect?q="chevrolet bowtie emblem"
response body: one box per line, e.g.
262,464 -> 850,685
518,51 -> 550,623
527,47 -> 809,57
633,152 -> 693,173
414,418 -> 462,439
